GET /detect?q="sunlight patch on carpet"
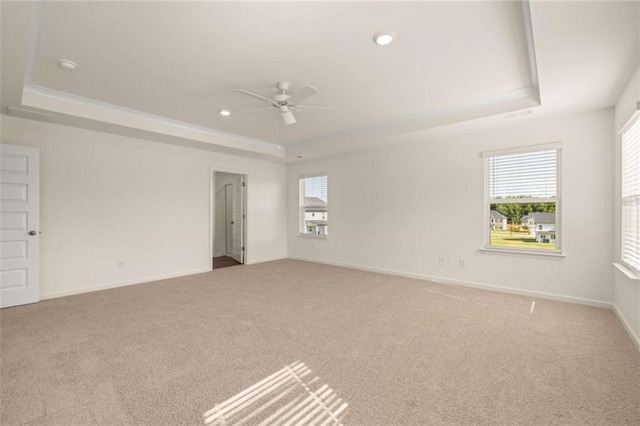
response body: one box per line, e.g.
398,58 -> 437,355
203,361 -> 348,425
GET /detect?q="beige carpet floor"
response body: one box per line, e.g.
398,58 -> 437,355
1,259 -> 638,425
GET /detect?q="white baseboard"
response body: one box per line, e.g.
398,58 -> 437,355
213,252 -> 223,257
288,256 -> 613,309
246,255 -> 287,265
40,267 -> 212,300
613,304 -> 640,350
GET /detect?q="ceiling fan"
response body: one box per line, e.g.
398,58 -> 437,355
233,82 -> 335,125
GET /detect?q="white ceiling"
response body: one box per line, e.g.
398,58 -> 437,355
1,1 -> 638,160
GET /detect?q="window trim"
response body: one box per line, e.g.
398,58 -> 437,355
482,143 -> 563,256
298,173 -> 328,238
613,262 -> 640,281
619,110 -> 640,274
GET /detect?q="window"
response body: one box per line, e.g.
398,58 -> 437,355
299,175 -> 328,236
483,144 -> 561,253
622,114 -> 640,272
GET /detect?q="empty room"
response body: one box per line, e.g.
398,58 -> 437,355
1,1 -> 639,425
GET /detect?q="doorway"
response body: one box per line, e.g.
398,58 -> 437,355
213,171 -> 246,270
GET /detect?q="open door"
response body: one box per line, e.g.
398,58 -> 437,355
213,171 -> 245,268
1,144 -> 40,308
225,185 -> 233,255
231,176 -> 245,264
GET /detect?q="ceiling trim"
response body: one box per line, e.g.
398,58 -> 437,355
286,86 -> 542,159
22,0 -> 44,89
521,0 -> 541,101
289,86 -> 540,149
22,0 -> 41,88
22,84 -> 284,157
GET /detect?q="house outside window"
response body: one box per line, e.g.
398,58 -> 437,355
621,114 -> 640,272
299,175 -> 328,236
483,144 -> 562,253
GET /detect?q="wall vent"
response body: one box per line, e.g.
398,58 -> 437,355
503,109 -> 532,120
7,106 -> 55,122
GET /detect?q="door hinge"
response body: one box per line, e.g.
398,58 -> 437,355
243,214 -> 246,219
242,182 -> 246,187
241,247 -> 245,251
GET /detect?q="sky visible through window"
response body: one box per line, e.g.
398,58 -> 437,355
304,176 -> 327,202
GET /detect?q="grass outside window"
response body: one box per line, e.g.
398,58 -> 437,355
490,228 -> 556,250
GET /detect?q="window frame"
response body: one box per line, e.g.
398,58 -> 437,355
482,142 -> 563,256
620,112 -> 640,274
298,173 -> 329,239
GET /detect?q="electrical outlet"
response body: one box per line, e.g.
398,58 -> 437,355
459,258 -> 467,268
117,260 -> 124,269
438,257 -> 446,267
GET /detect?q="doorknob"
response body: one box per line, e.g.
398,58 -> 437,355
28,230 -> 37,236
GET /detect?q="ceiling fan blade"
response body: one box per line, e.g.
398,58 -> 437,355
297,105 -> 336,111
233,106 -> 275,115
289,85 -> 318,103
234,89 -> 276,105
281,110 -> 296,125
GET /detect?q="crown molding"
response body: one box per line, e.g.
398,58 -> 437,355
288,86 -> 540,150
21,84 -> 284,157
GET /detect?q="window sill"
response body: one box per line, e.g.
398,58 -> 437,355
297,233 -> 328,240
480,247 -> 565,259
613,262 -> 640,281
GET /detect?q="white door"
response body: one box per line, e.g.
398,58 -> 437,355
0,144 -> 39,308
225,184 -> 233,255
231,176 -> 244,264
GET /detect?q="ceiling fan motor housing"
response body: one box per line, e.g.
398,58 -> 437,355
274,94 -> 291,103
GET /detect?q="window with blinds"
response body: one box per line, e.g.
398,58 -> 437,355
299,175 -> 328,236
484,145 -> 561,252
621,115 -> 640,271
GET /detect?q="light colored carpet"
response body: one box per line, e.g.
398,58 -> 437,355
1,259 -> 638,425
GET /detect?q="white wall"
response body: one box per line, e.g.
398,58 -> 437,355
613,64 -> 640,346
1,115 -> 287,299
288,109 -> 614,305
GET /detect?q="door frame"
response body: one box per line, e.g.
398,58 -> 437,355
210,168 -> 247,267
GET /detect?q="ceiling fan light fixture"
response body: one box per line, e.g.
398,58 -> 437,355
281,109 -> 296,125
373,31 -> 395,46
219,110 -> 231,117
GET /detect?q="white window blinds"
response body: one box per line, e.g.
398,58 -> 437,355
300,175 -> 328,235
488,150 -> 557,200
302,176 -> 327,204
622,116 -> 640,271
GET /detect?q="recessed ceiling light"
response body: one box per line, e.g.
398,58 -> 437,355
373,31 -> 395,46
219,110 -> 231,117
58,59 -> 78,71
